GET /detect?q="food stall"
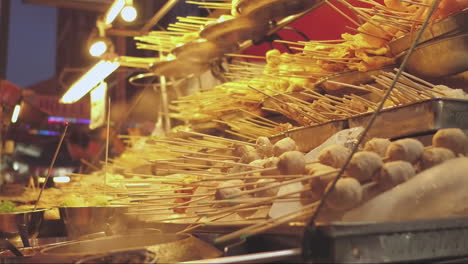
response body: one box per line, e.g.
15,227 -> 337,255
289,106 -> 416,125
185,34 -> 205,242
1,0 -> 468,263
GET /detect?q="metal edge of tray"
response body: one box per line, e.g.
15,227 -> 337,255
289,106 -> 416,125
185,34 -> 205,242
239,0 -> 322,22
304,216 -> 468,263
314,65 -> 396,95
389,8 -> 468,55
269,119 -> 348,152
172,39 -> 239,64
347,98 -> 468,140
398,33 -> 468,78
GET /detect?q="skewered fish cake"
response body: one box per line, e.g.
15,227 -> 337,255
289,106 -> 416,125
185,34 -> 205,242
420,146 -> 456,170
215,180 -> 245,201
273,137 -> 298,156
375,161 -> 415,190
364,138 -> 391,157
346,151 -> 383,182
432,128 -> 468,155
277,151 -> 306,175
325,178 -> 363,211
386,138 -> 424,163
318,144 -> 351,168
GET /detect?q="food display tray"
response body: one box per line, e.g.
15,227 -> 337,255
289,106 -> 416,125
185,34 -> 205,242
303,216 -> 468,263
347,98 -> 468,140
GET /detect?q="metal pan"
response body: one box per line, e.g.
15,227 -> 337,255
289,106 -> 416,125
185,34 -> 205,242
0,210 -> 46,244
199,16 -> 270,44
389,8 -> 468,55
40,233 -> 222,263
172,39 -> 239,63
399,33 -> 468,78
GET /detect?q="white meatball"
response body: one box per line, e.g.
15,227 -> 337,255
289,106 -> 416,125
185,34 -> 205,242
432,128 -> 468,155
346,151 -> 383,182
273,137 -> 298,156
318,144 -> 351,168
256,136 -> 274,158
420,147 -> 455,170
215,180 -> 245,200
386,138 -> 424,163
375,161 -> 415,190
364,138 -> 391,157
325,178 -> 363,211
277,151 -> 306,175
254,179 -> 279,197
261,157 -> 281,176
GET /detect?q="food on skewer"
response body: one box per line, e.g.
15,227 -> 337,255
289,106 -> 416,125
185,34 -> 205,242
364,138 -> 391,157
385,138 -> 424,163
432,128 -> 468,155
273,137 -> 298,156
318,144 -> 351,168
325,178 -> 363,211
420,147 -> 456,170
346,151 -> 383,182
256,136 -> 274,158
277,151 -> 306,175
215,180 -> 246,201
374,161 -> 415,190
261,157 -> 281,175
254,179 -> 280,197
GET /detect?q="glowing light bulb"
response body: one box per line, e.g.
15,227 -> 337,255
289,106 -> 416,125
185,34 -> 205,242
53,176 -> 71,183
105,0 -> 125,24
11,104 -> 21,123
60,60 -> 120,104
89,41 -> 108,57
121,6 -> 137,22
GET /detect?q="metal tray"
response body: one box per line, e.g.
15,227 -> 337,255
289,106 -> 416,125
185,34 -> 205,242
151,58 -> 209,78
270,119 -> 347,152
303,216 -> 468,263
389,8 -> 468,55
314,65 -> 396,95
399,33 -> 468,78
348,98 -> 468,140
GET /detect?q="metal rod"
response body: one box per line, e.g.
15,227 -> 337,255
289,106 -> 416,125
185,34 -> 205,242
178,248 -> 302,264
34,123 -> 69,210
140,0 -> 180,33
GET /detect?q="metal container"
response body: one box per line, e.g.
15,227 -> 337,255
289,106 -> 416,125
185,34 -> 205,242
348,98 -> 468,140
0,210 -> 46,242
41,233 -> 222,263
303,216 -> 468,263
400,33 -> 468,78
58,206 -> 136,239
199,16 -> 270,44
151,58 -> 209,78
173,39 -> 238,63
389,8 -> 468,55
75,249 -> 157,264
270,120 -> 347,152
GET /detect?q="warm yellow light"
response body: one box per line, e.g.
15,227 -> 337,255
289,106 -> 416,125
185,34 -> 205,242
11,104 -> 21,123
53,176 -> 71,183
89,41 -> 108,57
121,6 -> 137,22
60,60 -> 120,104
104,0 -> 125,25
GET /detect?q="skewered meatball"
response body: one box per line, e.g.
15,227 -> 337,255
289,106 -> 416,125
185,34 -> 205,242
346,151 -> 383,182
364,138 -> 391,157
256,136 -> 274,158
261,157 -> 281,176
233,145 -> 255,158
215,180 -> 245,200
254,179 -> 279,197
432,128 -> 468,155
420,147 -> 455,170
386,138 -> 424,163
240,149 -> 260,164
305,163 -> 336,175
318,144 -> 351,168
273,137 -> 297,156
325,178 -> 363,211
375,161 -> 415,190
277,151 -> 305,175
